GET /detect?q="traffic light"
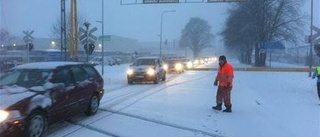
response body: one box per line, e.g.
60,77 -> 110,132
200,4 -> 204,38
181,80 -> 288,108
314,44 -> 320,57
26,43 -> 34,51
84,44 -> 89,54
84,44 -> 95,55
88,44 -> 95,55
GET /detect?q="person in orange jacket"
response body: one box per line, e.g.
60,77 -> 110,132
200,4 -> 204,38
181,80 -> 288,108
212,55 -> 234,112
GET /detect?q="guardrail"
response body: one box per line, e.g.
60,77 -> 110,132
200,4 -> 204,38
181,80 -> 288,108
188,67 -> 315,72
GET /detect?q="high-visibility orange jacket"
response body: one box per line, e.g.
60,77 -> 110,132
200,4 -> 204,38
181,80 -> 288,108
215,62 -> 234,87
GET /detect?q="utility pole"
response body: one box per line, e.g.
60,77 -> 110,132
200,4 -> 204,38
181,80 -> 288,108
61,0 -> 67,61
160,10 -> 176,58
101,0 -> 105,75
69,0 -> 79,61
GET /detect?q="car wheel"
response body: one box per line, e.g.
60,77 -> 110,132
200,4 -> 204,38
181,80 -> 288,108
85,94 -> 100,116
26,110 -> 47,137
153,75 -> 159,84
162,74 -> 166,81
128,79 -> 133,84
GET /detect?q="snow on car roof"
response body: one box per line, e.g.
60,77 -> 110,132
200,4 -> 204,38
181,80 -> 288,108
13,61 -> 84,70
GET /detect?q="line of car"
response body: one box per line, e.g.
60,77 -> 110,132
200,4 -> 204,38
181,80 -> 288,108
125,56 -> 217,84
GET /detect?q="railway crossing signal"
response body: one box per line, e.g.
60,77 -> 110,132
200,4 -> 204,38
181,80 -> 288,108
79,22 -> 98,62
23,30 -> 34,62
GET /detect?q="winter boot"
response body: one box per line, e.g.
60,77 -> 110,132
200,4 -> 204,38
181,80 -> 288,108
223,105 -> 232,113
212,103 -> 222,110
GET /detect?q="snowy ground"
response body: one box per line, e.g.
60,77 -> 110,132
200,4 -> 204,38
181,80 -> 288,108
46,60 -> 320,137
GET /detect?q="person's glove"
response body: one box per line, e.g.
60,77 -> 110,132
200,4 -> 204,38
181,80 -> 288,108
214,80 -> 218,86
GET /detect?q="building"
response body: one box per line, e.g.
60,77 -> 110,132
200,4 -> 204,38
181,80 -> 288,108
0,35 -> 141,63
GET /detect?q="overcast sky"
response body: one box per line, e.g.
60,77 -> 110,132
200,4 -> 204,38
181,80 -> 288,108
0,0 -> 319,43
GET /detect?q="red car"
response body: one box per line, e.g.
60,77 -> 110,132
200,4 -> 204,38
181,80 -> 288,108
0,61 -> 104,137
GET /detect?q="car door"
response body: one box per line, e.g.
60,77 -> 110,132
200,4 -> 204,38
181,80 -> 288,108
69,65 -> 93,112
48,67 -> 77,122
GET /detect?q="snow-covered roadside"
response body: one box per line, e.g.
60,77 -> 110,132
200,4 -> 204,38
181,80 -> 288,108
94,63 -> 320,137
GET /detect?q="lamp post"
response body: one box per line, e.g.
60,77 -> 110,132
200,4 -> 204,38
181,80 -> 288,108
96,0 -> 105,75
309,0 -> 314,77
160,10 -> 176,58
51,41 -> 56,49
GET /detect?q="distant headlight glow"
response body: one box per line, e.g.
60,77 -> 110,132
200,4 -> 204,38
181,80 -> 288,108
213,57 -> 218,62
187,62 -> 193,68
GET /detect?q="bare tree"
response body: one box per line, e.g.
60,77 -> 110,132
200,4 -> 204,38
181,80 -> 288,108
50,13 -> 88,45
0,29 -> 16,46
179,17 -> 214,58
221,0 -> 305,66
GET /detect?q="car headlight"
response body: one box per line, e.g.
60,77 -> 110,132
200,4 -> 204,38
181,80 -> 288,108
0,110 -> 21,123
187,62 -> 193,68
163,64 -> 168,71
147,68 -> 155,76
127,69 -> 134,75
175,63 -> 183,70
0,110 -> 9,123
194,60 -> 199,65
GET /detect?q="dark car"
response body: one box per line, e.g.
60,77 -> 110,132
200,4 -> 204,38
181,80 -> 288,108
0,61 -> 104,137
166,59 -> 185,73
127,57 -> 166,84
181,58 -> 194,70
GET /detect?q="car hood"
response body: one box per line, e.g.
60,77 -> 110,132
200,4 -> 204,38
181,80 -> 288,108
131,65 -> 154,71
0,85 -> 36,110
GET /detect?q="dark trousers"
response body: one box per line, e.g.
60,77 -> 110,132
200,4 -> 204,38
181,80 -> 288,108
216,86 -> 232,106
317,83 -> 320,100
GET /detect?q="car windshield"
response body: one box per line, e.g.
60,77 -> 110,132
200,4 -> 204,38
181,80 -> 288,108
0,69 -> 51,88
133,59 -> 155,66
168,60 -> 181,64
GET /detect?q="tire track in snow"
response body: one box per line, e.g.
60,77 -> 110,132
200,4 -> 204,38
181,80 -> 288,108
98,108 -> 224,137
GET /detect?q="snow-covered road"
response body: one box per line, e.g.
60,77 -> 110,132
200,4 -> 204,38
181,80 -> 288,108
46,61 -> 319,137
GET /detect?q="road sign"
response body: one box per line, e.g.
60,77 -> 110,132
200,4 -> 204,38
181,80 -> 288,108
311,25 -> 320,44
259,41 -> 285,53
79,34 -> 87,42
79,26 -> 98,45
89,33 -> 97,41
23,30 -> 34,43
89,27 -> 97,34
100,35 -> 111,41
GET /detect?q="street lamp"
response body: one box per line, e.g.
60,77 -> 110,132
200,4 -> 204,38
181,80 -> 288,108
309,0 -> 314,77
160,10 -> 176,58
99,43 -> 102,49
51,41 -> 56,49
